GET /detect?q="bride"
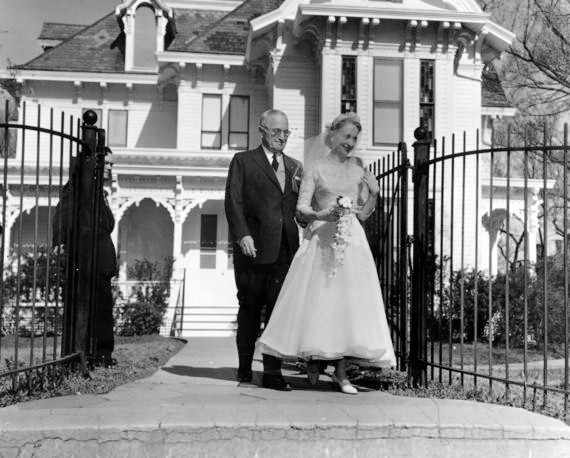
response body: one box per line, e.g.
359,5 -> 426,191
257,112 -> 396,394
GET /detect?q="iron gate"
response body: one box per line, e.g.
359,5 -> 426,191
1,102 -> 110,401
370,124 -> 570,415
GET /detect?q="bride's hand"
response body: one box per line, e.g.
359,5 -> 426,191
316,206 -> 338,222
362,171 -> 379,196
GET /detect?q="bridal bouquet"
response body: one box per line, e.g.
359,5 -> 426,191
329,195 -> 354,277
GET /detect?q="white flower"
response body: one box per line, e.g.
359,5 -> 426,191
337,196 -> 353,209
328,196 -> 354,277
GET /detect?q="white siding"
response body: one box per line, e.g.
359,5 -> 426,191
273,55 -> 320,163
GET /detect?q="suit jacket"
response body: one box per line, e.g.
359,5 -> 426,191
225,145 -> 303,264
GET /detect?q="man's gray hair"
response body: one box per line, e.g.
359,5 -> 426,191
259,109 -> 287,127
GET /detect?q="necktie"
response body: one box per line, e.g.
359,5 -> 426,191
272,153 -> 279,172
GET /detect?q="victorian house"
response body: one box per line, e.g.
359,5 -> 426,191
3,0 -> 515,336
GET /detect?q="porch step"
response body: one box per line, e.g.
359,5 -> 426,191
184,307 -> 238,315
181,329 -> 236,337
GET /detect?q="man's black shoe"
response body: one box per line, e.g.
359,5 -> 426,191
237,369 -> 253,383
262,373 -> 292,391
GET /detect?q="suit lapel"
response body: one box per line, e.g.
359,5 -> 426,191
251,146 -> 282,191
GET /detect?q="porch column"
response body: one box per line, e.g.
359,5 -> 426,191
173,217 -> 182,265
109,175 -> 119,262
172,176 -> 183,270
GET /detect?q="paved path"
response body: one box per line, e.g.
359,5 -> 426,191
0,337 -> 569,457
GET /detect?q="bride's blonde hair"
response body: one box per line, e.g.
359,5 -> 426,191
324,112 -> 362,148
328,112 -> 362,133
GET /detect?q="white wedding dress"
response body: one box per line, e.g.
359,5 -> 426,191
257,157 -> 396,367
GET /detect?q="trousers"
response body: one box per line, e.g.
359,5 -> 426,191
233,234 -> 291,374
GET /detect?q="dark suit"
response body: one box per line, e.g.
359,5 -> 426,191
225,146 -> 302,376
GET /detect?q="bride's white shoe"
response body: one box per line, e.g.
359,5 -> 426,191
331,374 -> 358,395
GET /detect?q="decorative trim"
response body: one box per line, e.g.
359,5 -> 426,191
14,70 -> 159,85
157,52 -> 245,66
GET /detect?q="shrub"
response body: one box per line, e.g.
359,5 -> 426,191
114,257 -> 173,336
430,254 -> 567,348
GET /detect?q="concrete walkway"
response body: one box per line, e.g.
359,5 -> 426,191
1,337 -> 570,457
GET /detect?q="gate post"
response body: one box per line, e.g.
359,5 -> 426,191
410,127 -> 430,386
398,141 -> 409,372
61,110 -> 102,359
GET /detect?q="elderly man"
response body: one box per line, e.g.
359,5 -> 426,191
225,109 -> 303,391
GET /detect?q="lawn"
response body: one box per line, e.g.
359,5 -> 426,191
0,335 -> 185,407
350,341 -> 570,424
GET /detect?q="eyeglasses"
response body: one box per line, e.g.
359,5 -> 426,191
260,125 -> 291,138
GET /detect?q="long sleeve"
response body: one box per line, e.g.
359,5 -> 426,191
224,154 -> 249,241
296,164 -> 317,213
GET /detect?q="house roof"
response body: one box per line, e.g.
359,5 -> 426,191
481,64 -> 511,108
182,0 -> 285,55
17,13 -> 125,73
38,23 -> 87,41
16,0 -> 285,72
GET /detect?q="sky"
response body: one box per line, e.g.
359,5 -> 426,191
0,0 -> 120,70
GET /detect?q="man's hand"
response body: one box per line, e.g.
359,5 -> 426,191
295,211 -> 309,228
239,235 -> 257,258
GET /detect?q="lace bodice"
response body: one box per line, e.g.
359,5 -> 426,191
297,156 -> 369,212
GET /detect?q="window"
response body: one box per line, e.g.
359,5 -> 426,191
108,110 -> 128,147
228,95 -> 249,150
420,60 -> 435,142
201,95 -> 222,149
133,5 -> 157,70
341,56 -> 357,114
200,214 -> 217,269
81,108 -> 102,128
373,59 -> 403,145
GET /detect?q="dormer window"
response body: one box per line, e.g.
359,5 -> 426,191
133,5 -> 157,70
116,0 -> 175,72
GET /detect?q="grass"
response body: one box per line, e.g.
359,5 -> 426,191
427,341 -> 569,367
0,335 -> 185,407
347,341 -> 570,425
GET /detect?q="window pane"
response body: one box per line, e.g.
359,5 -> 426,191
202,95 -> 222,131
341,56 -> 357,114
108,110 -> 128,147
420,60 -> 434,103
373,104 -> 401,144
200,214 -> 217,270
229,133 -> 248,150
133,6 -> 157,69
374,60 -> 402,102
229,96 -> 249,132
201,132 -> 221,149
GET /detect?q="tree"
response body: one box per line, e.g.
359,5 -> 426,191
480,0 -> 570,116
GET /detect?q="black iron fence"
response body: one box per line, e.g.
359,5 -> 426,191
370,124 -> 570,414
366,142 -> 410,372
1,102 -> 110,400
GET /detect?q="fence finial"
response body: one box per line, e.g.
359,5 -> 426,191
414,126 -> 428,141
82,109 -> 98,126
